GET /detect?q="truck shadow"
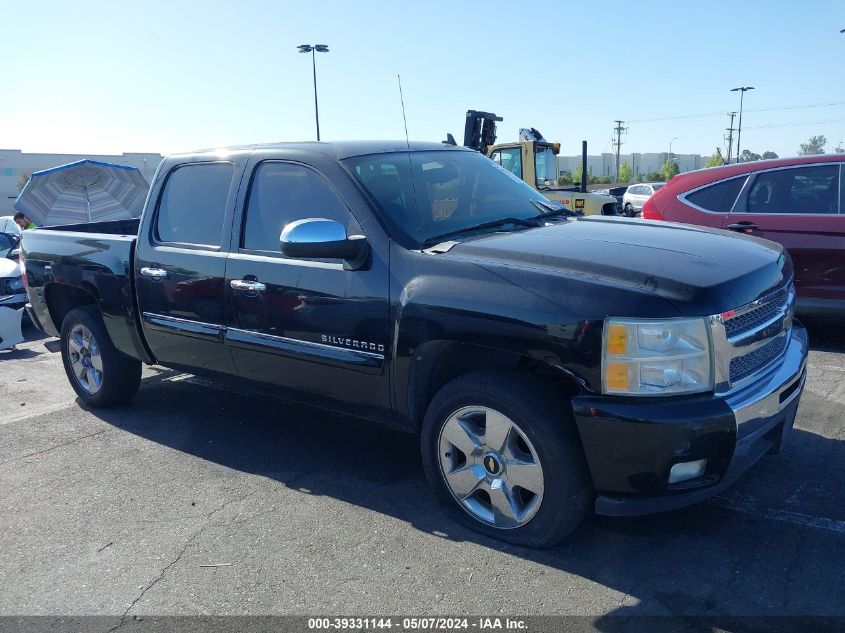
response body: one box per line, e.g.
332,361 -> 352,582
802,317 -> 845,353
87,365 -> 845,620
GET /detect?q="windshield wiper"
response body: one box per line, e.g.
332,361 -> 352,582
424,216 -> 543,246
530,198 -> 581,218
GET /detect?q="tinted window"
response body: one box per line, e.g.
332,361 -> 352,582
686,176 -> 747,212
745,165 -> 839,214
652,184 -> 664,191
242,162 -> 352,253
156,163 -> 234,246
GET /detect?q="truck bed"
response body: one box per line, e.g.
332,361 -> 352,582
21,220 -> 151,364
36,218 -> 141,236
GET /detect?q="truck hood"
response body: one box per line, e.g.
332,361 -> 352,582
444,217 -> 791,316
0,257 -> 20,279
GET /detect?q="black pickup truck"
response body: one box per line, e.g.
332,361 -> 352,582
21,141 -> 808,547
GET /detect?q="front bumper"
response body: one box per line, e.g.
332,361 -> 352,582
572,322 -> 808,517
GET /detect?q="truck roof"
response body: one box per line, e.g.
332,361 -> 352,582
171,140 -> 470,161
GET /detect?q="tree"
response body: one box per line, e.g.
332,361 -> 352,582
617,161 -> 632,183
740,149 -> 762,162
704,149 -> 725,168
799,135 -> 826,155
571,163 -> 583,186
761,151 -> 779,159
660,159 -> 679,181
644,170 -> 663,182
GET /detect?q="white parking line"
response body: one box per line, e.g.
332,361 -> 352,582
1,400 -> 78,425
711,495 -> 845,535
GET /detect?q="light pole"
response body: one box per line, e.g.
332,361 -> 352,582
669,137 -> 677,161
297,44 -> 329,141
731,86 -> 754,162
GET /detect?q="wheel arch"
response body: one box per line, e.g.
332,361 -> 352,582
45,282 -> 99,333
405,340 -> 583,433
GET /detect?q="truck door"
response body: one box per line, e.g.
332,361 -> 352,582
723,163 -> 845,304
224,157 -> 390,415
135,155 -> 247,376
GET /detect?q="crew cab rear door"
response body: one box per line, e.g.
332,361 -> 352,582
224,153 -> 390,416
135,152 -> 248,375
723,163 -> 845,303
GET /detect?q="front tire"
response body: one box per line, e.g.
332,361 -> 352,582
624,203 -> 635,217
60,306 -> 141,407
421,371 -> 592,548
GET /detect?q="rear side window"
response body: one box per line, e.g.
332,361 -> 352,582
242,162 -> 353,253
156,162 -> 234,246
745,165 -> 839,214
685,176 -> 747,212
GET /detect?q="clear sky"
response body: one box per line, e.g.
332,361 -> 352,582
2,0 -> 844,158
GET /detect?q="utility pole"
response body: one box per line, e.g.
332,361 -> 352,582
725,112 -> 737,164
613,120 -> 627,183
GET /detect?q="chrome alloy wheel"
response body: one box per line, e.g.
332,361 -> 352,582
67,324 -> 103,394
438,406 -> 545,529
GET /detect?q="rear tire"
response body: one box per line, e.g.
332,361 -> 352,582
420,371 -> 592,548
60,306 -> 141,407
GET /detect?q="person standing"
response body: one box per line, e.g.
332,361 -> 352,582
13,212 -> 36,230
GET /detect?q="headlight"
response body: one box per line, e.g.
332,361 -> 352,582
602,317 -> 713,395
7,277 -> 24,293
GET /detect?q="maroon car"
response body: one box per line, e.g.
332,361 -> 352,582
644,154 -> 845,315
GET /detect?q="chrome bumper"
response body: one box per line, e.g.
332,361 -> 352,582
724,322 -> 808,434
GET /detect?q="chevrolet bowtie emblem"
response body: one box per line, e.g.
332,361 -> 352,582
484,455 -> 501,475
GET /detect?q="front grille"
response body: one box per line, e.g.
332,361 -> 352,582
723,287 -> 788,339
713,283 -> 795,390
729,335 -> 789,383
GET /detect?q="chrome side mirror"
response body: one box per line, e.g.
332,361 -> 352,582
280,218 -> 369,270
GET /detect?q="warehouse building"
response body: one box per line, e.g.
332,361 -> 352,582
557,152 -> 707,181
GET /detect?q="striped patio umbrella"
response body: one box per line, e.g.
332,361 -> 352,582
15,160 -> 149,226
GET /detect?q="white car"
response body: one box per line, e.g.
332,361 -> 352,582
0,216 -> 22,236
622,182 -> 665,217
0,232 -> 26,314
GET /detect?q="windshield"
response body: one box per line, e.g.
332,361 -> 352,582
534,147 -> 558,187
345,150 -> 550,247
0,233 -> 17,258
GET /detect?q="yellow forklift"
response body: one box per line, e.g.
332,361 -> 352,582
451,110 -> 619,216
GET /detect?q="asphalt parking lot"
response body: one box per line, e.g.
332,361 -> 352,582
0,321 -> 843,622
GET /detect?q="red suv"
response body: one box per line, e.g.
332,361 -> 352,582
644,154 -> 844,315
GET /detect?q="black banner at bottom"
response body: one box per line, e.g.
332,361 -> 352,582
0,616 -> 841,633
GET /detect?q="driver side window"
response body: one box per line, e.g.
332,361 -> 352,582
241,162 -> 358,254
494,147 -> 522,179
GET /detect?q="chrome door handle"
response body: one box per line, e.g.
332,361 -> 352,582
140,267 -> 168,281
230,279 -> 267,292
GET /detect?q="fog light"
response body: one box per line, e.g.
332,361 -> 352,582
668,459 -> 707,484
